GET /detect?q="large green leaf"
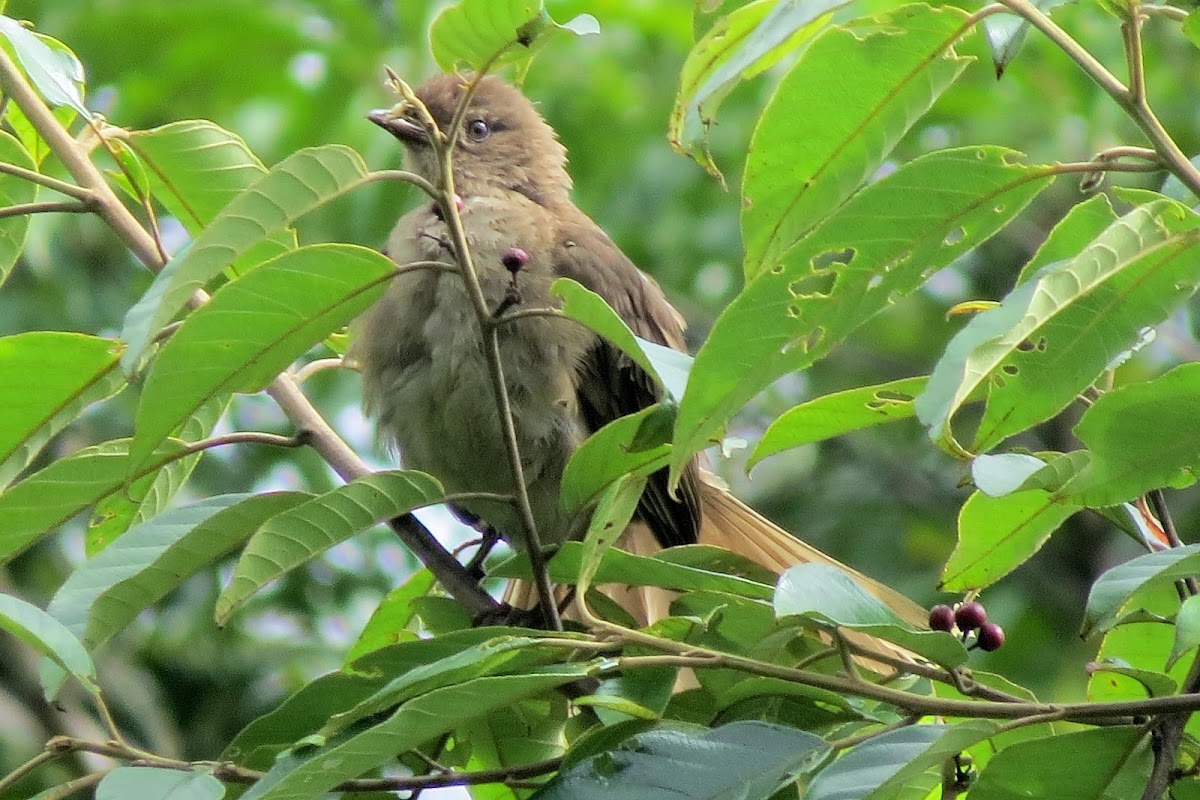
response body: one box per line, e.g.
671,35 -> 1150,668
215,471 -> 444,623
968,727 -> 1150,800
669,0 -> 843,180
1081,543 -> 1200,637
750,376 -> 929,467
673,146 -> 1052,480
429,0 -> 597,75
775,563 -> 966,667
128,243 -> 394,472
806,722 -> 997,800
0,332 -> 125,489
941,489 -> 1080,591
120,145 -> 373,372
48,492 -> 309,650
0,129 -> 37,289
741,4 -> 971,277
0,16 -> 88,115
126,120 -> 269,232
536,721 -> 827,800
1013,194 -> 1118,285
344,568 -> 432,664
918,201 -> 1200,453
96,767 -> 224,800
1064,364 -> 1200,505
561,404 -> 672,515
86,395 -> 228,554
0,438 -> 186,565
242,669 -> 594,800
0,593 -> 97,697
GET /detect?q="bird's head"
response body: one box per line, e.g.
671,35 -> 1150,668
369,74 -> 572,204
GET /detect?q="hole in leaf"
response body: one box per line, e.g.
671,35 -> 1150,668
811,247 -> 856,270
1000,364 -> 1019,377
994,204 -> 1006,214
790,271 -> 836,298
867,274 -> 883,290
943,227 -> 965,247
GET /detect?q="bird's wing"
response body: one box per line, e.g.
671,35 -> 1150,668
552,217 -> 701,548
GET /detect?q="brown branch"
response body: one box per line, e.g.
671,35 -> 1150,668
0,200 -> 93,219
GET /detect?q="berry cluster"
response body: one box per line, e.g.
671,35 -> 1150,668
928,601 -> 1005,652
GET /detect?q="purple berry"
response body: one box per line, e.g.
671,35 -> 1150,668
928,604 -> 955,632
976,622 -> 1005,652
501,247 -> 529,272
955,601 -> 987,632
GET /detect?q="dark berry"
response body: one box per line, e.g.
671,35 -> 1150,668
501,247 -> 529,272
976,622 -> 1005,652
928,604 -> 956,632
954,601 -> 987,632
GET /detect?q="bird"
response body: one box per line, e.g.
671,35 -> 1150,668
354,73 -> 925,644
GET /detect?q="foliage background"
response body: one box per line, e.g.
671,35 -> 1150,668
1,0 -> 1197,791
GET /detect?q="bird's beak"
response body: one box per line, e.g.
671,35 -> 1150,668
367,107 -> 429,145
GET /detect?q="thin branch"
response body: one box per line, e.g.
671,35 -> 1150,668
292,357 -> 345,385
181,430 -> 310,457
0,750 -> 59,795
1122,4 -> 1147,107
0,199 -> 92,219
1142,4 -> 1187,21
827,714 -> 920,751
0,159 -> 92,199
42,737 -> 562,792
33,770 -> 107,800
366,168 -> 440,200
490,306 -> 569,327
391,70 -> 561,629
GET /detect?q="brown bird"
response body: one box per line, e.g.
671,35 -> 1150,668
355,74 -> 925,638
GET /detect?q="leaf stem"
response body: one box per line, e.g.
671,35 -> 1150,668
0,199 -> 92,218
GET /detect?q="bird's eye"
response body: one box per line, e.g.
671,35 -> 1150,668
466,119 -> 491,141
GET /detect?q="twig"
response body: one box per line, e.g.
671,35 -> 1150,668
0,159 -> 92,199
32,770 -> 107,800
0,199 -> 93,218
827,714 -> 920,750
392,67 -> 561,629
180,430 -> 310,456
292,357 -> 345,385
0,750 -> 59,795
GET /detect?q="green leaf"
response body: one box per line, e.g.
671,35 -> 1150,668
551,277 -> 663,386
578,474 -> 647,597
344,568 -> 433,664
429,0 -> 598,76
0,17 -> 88,115
0,593 -> 96,697
120,145 -> 373,373
242,669 -> 594,800
1168,593 -> 1200,670
128,243 -> 394,472
322,635 -> 579,738
96,767 -> 225,800
775,563 -> 966,667
742,4 -> 972,277
918,201 -> 1200,453
0,129 -> 36,289
537,721 -> 827,800
0,332 -> 125,489
127,120 -> 269,232
669,0 -> 843,181
1088,662 -> 1177,698
561,404 -> 672,515
87,395 -> 228,554
1014,194 -> 1118,285
50,492 -> 309,650
216,471 -> 443,623
750,376 -> 929,468
806,721 -> 997,800
672,146 -> 1053,481
1064,363 -> 1200,505
0,438 -> 186,565
941,489 -> 1080,591
968,727 -> 1150,800
491,541 -> 776,600
1082,544 -> 1200,637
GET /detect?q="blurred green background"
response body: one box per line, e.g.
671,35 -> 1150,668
1,0 -> 1197,789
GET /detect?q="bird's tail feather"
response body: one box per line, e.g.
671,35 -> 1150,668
502,475 -> 925,669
